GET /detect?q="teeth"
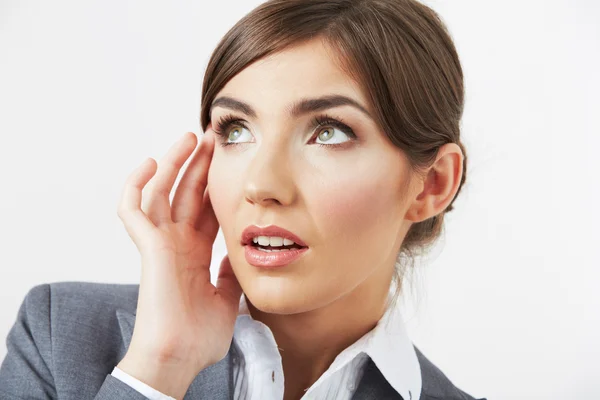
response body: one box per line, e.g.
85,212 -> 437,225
252,236 -> 297,247
270,237 -> 283,246
257,248 -> 288,252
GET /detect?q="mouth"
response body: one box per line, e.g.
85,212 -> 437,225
241,225 -> 309,268
246,233 -> 307,252
241,224 -> 308,248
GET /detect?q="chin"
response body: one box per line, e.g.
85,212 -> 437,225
242,282 -> 312,315
244,277 -> 338,316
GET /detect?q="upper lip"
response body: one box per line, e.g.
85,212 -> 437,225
241,225 -> 308,247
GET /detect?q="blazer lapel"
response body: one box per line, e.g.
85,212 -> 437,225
116,308 -> 135,356
116,308 -> 234,400
351,357 -> 404,400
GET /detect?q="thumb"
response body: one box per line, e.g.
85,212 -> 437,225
216,254 -> 243,307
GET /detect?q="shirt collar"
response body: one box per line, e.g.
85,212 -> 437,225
235,291 -> 422,400
364,293 -> 422,400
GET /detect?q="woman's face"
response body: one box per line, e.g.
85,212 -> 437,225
207,39 -> 416,314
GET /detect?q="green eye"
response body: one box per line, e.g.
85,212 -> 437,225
311,114 -> 357,147
228,127 -> 243,141
213,115 -> 253,146
314,125 -> 352,145
317,128 -> 334,142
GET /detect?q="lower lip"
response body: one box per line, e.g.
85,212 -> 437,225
244,244 -> 308,268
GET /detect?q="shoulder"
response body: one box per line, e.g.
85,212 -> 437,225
414,345 -> 486,400
2,282 -> 142,397
21,281 -> 140,350
23,280 -> 139,316
18,281 -> 140,349
17,281 -> 140,354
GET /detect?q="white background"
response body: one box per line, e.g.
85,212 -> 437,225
1,1 -> 598,399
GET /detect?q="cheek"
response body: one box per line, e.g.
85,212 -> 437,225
319,177 -> 394,230
308,166 -> 405,257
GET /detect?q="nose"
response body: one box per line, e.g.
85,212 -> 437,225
243,139 -> 297,207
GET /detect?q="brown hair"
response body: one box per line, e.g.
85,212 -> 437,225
200,0 -> 467,309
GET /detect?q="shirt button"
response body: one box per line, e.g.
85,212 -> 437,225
347,382 -> 356,391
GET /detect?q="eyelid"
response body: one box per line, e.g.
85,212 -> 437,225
213,114 -> 248,135
309,113 -> 357,141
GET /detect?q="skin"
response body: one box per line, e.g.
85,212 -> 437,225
205,38 -> 463,400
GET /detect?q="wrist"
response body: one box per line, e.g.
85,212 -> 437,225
116,352 -> 197,400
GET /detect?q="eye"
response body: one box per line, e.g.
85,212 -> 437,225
311,114 -> 357,147
212,114 -> 253,146
315,126 -> 350,145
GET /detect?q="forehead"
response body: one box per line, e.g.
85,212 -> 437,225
214,40 -> 369,119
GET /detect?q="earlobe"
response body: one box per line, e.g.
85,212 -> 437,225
404,204 -> 422,222
405,191 -> 433,223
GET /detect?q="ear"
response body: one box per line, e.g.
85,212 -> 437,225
405,143 -> 464,222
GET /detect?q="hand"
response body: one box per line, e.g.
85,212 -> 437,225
115,129 -> 242,399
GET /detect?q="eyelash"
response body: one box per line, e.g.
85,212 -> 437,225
212,113 -> 357,148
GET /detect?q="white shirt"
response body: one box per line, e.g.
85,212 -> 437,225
111,291 -> 422,400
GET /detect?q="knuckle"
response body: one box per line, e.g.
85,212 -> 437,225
117,207 -> 129,219
147,189 -> 171,204
153,186 -> 171,198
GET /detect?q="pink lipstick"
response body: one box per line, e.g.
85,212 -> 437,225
241,225 -> 309,269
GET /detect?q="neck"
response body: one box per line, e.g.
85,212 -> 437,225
245,265 -> 395,393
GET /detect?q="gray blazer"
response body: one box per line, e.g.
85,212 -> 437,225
0,282 -> 485,400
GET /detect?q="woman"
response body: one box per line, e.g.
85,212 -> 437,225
0,0 -> 485,399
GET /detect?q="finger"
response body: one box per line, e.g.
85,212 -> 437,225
118,158 -> 160,250
171,131 -> 215,225
143,132 -> 198,226
216,255 -> 243,309
195,187 -> 219,241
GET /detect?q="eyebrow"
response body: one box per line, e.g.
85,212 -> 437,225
209,94 -> 373,120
